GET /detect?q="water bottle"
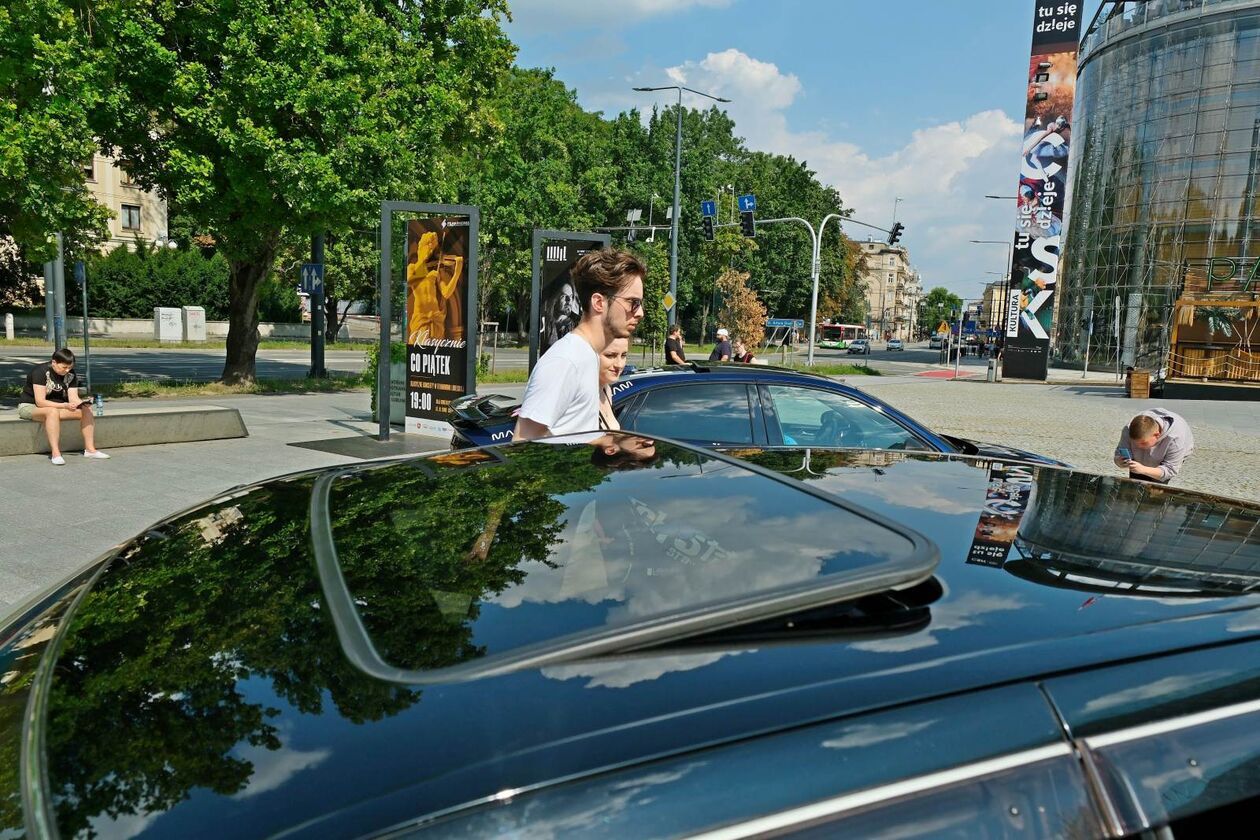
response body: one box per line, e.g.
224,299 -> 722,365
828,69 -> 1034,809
93,394 -> 104,417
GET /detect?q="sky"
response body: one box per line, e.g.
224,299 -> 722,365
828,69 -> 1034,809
506,0 -> 1103,302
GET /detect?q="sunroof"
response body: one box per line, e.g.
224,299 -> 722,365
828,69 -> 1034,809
310,437 -> 936,684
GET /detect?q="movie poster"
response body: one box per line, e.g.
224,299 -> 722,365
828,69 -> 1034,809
405,216 -> 471,436
529,232 -> 610,369
966,463 -> 1035,568
1003,0 -> 1083,380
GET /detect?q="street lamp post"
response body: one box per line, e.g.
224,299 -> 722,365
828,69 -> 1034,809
971,238 -> 1012,345
633,85 -> 731,327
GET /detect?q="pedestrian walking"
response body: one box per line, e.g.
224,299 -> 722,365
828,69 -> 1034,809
709,328 -> 732,362
664,324 -> 686,365
514,249 -> 645,442
17,347 -> 110,465
1113,408 -> 1195,483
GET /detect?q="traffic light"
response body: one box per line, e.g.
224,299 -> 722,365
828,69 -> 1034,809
887,222 -> 904,246
702,216 -> 715,241
740,210 -> 755,238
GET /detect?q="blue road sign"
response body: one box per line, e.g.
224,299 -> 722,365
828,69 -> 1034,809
737,193 -> 757,212
300,263 -> 325,295
700,200 -> 717,218
766,318 -> 805,329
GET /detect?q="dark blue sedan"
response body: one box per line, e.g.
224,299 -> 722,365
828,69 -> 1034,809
451,363 -> 1064,465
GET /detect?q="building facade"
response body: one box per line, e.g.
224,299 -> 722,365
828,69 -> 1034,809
83,152 -> 169,250
858,240 -> 922,340
1057,0 -> 1260,384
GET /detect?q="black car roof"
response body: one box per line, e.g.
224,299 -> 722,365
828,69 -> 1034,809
23,441 -> 1260,838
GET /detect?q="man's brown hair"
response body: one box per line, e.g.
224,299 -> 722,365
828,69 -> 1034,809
1129,414 -> 1161,440
572,249 -> 646,314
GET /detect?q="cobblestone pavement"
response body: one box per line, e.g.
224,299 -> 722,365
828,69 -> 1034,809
856,377 -> 1260,504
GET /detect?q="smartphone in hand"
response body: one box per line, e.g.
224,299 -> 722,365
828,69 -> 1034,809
1118,446 -> 1132,461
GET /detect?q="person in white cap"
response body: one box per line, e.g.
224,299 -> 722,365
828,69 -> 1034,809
709,328 -> 732,362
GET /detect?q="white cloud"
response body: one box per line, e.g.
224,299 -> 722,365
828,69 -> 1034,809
508,0 -> 733,33
634,48 -> 1024,298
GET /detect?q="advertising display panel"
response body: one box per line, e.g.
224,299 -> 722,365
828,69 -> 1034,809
405,215 -> 474,436
529,230 -> 611,369
1003,0 -> 1084,380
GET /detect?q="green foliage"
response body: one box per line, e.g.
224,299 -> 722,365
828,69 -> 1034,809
919,287 -> 964,335
0,0 -> 112,258
256,273 -> 303,324
83,0 -> 515,382
71,244 -> 230,319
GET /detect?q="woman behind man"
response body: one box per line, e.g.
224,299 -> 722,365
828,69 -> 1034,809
597,338 -> 628,430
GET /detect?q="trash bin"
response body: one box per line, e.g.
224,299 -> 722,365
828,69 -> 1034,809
986,358 -> 998,382
1128,369 -> 1151,399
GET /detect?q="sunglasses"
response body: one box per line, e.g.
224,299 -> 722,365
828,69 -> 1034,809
610,295 -> 645,314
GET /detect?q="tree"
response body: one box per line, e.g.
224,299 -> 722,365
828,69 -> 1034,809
920,287 -> 964,336
84,0 -> 514,383
0,0 -> 111,259
715,268 -> 767,348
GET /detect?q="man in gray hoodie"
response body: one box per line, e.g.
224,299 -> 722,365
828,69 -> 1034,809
1114,408 -> 1195,483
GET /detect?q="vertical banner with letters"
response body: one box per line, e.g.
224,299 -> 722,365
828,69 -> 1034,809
529,230 -> 611,369
405,216 -> 473,436
1003,0 -> 1083,380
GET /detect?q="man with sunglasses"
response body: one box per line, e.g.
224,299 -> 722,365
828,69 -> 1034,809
515,249 -> 646,442
17,347 -> 110,465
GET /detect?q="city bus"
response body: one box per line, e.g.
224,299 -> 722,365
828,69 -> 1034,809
817,323 -> 866,349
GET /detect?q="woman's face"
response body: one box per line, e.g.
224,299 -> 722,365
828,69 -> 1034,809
600,338 -> 629,387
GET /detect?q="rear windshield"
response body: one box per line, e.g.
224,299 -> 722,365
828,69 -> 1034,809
325,438 -> 921,675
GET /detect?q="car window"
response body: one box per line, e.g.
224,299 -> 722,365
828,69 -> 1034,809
628,382 -> 755,444
766,386 -> 931,451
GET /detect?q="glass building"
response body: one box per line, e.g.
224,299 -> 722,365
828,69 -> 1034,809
1057,0 -> 1260,383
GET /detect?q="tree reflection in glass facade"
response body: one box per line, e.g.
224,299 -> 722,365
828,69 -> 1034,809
1058,1 -> 1260,374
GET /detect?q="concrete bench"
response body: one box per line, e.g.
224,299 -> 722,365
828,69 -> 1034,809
0,404 -> 248,456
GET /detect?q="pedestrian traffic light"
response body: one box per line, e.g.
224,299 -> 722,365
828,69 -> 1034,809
740,210 -> 755,238
702,216 -> 715,241
887,222 -> 904,246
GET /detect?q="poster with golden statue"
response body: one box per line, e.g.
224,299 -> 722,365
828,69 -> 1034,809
406,216 -> 470,436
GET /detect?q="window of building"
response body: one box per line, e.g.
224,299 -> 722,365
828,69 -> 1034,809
82,159 -> 95,181
121,204 -> 142,231
120,168 -> 137,187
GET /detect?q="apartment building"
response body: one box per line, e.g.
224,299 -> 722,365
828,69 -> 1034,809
858,240 -> 922,341
82,152 -> 169,250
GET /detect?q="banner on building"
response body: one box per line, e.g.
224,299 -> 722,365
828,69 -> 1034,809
529,230 -> 611,369
1003,0 -> 1084,380
966,462 -> 1035,568
406,215 -> 474,437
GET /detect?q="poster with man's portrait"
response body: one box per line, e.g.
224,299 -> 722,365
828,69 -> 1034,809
406,216 -> 471,436
530,232 -> 610,369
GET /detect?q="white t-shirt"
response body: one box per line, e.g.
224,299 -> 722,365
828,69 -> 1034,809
518,332 -> 600,440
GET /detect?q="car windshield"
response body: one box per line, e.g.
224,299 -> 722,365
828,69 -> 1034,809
320,437 -> 930,680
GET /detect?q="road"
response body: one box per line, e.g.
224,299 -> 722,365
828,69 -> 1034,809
0,345 -> 373,386
0,340 -> 983,390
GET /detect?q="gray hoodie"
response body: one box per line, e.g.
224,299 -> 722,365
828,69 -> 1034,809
1114,408 -> 1195,482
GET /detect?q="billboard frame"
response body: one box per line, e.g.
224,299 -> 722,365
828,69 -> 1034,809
377,201 -> 480,440
528,229 -> 611,370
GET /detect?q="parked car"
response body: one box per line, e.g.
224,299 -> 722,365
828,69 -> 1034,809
847,338 -> 871,355
887,338 -> 904,351
5,440 -> 1260,838
928,334 -> 945,349
450,363 -> 1065,465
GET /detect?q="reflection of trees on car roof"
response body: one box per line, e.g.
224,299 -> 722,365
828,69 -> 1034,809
43,481 -> 423,838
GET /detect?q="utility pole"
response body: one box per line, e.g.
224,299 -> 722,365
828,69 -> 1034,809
52,233 -> 67,348
633,84 -> 732,326
310,233 -> 326,378
75,260 -> 92,391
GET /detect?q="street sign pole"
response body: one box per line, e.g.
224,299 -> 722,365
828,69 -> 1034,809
307,237 -> 326,378
75,260 -> 91,392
